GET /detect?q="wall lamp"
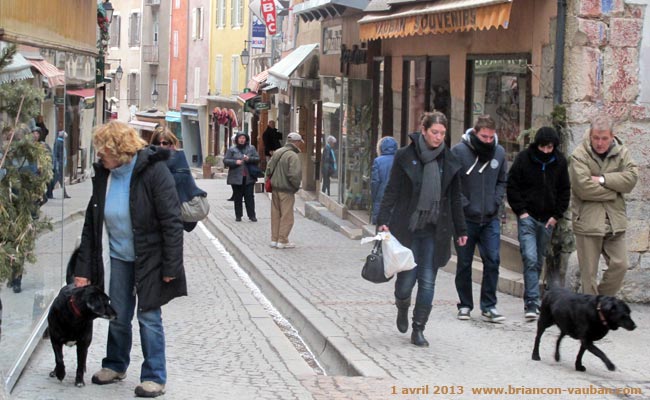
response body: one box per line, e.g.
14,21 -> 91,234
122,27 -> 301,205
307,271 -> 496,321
106,58 -> 123,80
240,40 -> 251,67
103,1 -> 114,24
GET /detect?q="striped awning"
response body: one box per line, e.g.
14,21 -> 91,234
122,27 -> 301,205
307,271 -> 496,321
358,0 -> 512,41
27,58 -> 65,87
0,53 -> 34,84
247,70 -> 269,93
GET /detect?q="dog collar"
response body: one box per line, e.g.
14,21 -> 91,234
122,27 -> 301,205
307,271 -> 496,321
69,296 -> 83,318
596,301 -> 609,328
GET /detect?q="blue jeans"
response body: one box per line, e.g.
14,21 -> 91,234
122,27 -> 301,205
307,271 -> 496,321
518,217 -> 553,308
454,219 -> 500,312
394,235 -> 439,306
104,258 -> 167,384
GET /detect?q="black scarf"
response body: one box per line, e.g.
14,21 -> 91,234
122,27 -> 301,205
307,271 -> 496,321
408,135 -> 445,232
469,131 -> 496,163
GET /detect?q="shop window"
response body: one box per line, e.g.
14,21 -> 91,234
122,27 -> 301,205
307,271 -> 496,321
466,55 -> 531,163
320,77 -> 343,201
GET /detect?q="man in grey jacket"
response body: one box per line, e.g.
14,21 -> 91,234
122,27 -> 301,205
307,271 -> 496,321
266,132 -> 303,249
451,115 -> 508,323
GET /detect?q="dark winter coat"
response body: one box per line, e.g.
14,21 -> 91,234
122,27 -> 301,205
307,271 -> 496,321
262,127 -> 282,156
377,133 -> 467,269
75,146 -> 186,312
321,143 -> 337,179
371,137 -> 397,224
167,149 -> 207,232
507,145 -> 571,222
450,129 -> 507,224
224,133 -> 261,186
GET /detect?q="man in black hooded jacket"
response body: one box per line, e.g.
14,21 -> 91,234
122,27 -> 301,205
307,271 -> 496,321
507,127 -> 570,320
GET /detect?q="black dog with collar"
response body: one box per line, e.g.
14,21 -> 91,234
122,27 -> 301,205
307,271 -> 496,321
532,287 -> 636,372
48,249 -> 117,387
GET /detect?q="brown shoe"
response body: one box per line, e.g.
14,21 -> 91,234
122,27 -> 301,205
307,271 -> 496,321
135,381 -> 166,398
91,368 -> 126,385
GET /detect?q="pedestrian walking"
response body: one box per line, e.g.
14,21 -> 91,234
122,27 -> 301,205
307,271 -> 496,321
377,111 -> 468,347
450,115 -> 508,323
224,132 -> 261,222
73,121 -> 186,398
370,136 -> 397,224
507,127 -> 571,320
568,115 -> 638,295
266,132 -> 303,249
321,135 -> 337,195
149,127 -> 207,232
50,130 -> 70,199
262,120 -> 282,162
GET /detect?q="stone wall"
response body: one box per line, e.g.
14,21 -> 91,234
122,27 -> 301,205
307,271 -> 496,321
564,0 -> 650,302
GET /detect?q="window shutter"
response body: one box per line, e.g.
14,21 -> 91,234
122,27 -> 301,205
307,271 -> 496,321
215,56 -> 223,94
128,13 -> 133,46
136,13 -> 141,46
231,56 -> 239,94
194,67 -> 201,101
199,8 -> 204,39
172,79 -> 178,109
173,31 -> 179,58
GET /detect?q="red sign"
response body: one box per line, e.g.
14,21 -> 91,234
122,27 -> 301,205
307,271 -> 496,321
261,0 -> 277,35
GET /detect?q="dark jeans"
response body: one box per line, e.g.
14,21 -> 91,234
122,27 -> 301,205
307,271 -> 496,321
454,219 -> 501,312
232,183 -> 256,219
518,216 -> 553,308
321,174 -> 331,195
394,235 -> 439,306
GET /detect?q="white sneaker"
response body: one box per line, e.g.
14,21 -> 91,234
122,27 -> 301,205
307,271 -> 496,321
269,241 -> 278,248
277,242 -> 296,249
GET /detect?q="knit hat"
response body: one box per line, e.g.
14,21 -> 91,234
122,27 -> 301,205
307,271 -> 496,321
533,127 -> 559,148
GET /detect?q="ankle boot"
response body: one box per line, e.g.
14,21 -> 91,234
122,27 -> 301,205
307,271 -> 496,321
395,296 -> 411,333
411,304 -> 432,347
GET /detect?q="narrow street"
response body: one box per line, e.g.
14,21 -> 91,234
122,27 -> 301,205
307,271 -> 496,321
7,179 -> 650,399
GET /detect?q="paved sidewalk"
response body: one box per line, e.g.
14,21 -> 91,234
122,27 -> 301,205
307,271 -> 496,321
7,177 -> 650,399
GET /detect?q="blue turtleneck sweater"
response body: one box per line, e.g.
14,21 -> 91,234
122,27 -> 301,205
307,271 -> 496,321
104,155 -> 137,262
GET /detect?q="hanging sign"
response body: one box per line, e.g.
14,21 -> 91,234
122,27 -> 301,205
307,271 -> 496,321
261,0 -> 277,35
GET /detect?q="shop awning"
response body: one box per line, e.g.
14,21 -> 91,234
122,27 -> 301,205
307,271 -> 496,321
358,0 -> 512,41
27,58 -> 65,87
128,120 -> 159,131
293,0 -> 368,22
0,53 -> 34,84
247,69 -> 269,93
237,91 -> 259,104
67,88 -> 96,99
165,111 -> 182,123
267,43 -> 319,91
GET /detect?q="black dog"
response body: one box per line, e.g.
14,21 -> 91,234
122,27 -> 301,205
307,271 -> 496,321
48,250 -> 117,387
532,287 -> 636,372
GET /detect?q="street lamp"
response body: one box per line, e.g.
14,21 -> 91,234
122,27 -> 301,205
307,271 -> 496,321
240,40 -> 251,67
151,88 -> 159,105
103,1 -> 114,24
115,64 -> 123,81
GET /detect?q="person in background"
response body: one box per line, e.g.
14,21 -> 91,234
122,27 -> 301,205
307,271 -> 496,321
370,136 -> 398,224
224,132 -> 260,222
451,115 -> 508,323
262,120 -> 282,162
150,128 -> 207,232
377,111 -> 468,347
321,135 -> 337,195
266,132 -> 303,249
569,115 -> 638,296
507,127 -> 570,320
35,115 -> 49,142
74,121 -> 185,398
50,130 -> 70,199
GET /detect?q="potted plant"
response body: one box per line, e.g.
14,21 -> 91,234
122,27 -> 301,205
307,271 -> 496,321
203,155 -> 216,179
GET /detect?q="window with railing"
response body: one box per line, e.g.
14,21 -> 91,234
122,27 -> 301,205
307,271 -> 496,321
128,12 -> 141,47
109,15 -> 120,47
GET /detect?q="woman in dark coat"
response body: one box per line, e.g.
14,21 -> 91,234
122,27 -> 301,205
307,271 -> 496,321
224,132 -> 261,222
370,136 -> 398,224
74,121 -> 185,398
377,111 -> 468,347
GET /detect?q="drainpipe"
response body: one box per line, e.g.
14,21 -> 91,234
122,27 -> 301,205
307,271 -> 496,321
553,0 -> 567,105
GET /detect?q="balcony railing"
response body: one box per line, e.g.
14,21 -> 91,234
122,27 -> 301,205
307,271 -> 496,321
144,0 -> 160,6
142,45 -> 159,64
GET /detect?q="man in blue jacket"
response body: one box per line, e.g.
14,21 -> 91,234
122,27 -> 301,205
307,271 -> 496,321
451,115 -> 508,323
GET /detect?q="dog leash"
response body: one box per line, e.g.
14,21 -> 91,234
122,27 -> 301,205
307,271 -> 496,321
69,296 -> 83,318
596,301 -> 609,327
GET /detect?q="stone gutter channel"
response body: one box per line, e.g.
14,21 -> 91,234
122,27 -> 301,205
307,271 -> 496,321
202,213 -> 388,378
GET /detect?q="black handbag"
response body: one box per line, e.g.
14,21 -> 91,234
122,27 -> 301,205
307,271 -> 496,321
362,240 -> 392,283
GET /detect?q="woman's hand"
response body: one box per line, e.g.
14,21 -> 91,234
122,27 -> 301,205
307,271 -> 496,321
74,277 -> 90,287
163,277 -> 176,283
378,225 -> 389,232
456,236 -> 468,246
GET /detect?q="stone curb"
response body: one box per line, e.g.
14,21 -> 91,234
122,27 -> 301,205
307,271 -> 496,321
202,213 -> 390,379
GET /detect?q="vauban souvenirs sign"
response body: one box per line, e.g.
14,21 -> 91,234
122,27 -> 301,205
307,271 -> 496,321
359,3 -> 512,41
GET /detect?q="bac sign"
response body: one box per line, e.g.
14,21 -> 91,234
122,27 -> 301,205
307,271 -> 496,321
261,0 -> 277,35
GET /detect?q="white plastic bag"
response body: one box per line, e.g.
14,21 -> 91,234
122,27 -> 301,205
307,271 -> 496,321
360,232 -> 416,278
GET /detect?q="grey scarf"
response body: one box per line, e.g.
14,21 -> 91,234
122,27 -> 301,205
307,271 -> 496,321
409,135 -> 445,232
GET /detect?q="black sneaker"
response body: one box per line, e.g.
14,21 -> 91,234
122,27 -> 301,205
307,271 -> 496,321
481,308 -> 506,323
525,304 -> 540,321
235,217 -> 242,222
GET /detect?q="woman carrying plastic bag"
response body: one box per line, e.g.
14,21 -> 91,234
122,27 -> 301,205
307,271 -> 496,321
376,111 -> 468,347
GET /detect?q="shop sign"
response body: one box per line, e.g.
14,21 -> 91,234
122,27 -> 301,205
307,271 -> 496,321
261,0 -> 277,35
340,44 -> 367,72
322,25 -> 342,55
252,17 -> 267,49
255,102 -> 270,110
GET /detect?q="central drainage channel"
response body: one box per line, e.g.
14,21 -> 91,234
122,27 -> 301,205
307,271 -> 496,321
199,223 -> 326,376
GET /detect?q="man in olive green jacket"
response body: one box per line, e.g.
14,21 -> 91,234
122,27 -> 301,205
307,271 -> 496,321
266,132 -> 303,249
569,115 -> 638,295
